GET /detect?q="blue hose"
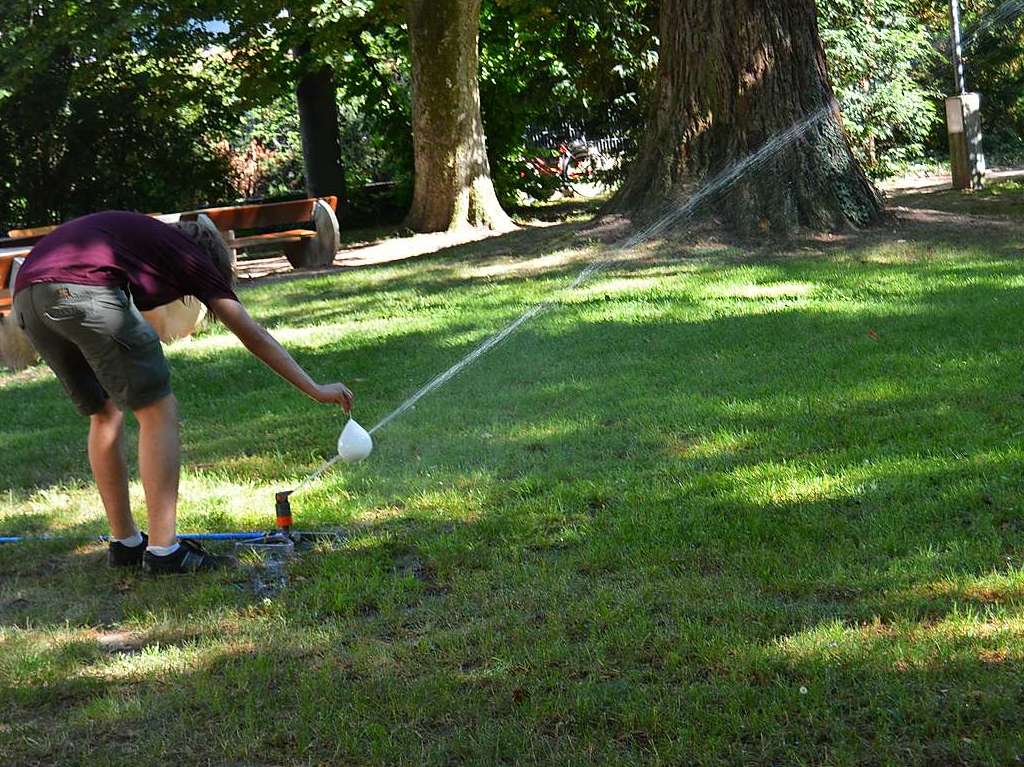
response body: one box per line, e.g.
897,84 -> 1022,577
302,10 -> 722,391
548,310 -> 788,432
0,531 -> 325,544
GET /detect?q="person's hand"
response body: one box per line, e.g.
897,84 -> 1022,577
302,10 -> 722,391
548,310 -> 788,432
314,382 -> 354,413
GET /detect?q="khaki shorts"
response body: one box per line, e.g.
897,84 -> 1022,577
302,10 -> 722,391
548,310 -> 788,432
13,283 -> 171,415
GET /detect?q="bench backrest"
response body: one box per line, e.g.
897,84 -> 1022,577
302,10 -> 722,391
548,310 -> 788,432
4,196 -> 339,251
3,232 -> 49,248
7,214 -> 168,245
7,224 -> 57,239
182,196 -> 338,232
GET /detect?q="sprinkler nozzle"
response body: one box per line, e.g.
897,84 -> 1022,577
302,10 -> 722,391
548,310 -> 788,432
275,491 -> 293,532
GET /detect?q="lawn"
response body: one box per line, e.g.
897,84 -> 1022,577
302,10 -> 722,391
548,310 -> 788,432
2,183 -> 1024,765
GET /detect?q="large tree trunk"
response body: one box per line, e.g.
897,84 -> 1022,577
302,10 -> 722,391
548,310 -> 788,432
406,0 -> 514,233
296,61 -> 348,211
612,0 -> 883,234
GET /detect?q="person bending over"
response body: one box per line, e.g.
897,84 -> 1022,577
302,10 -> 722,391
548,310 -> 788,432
12,211 -> 353,574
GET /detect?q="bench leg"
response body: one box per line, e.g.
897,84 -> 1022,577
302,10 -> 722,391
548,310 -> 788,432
282,239 -> 315,269
281,199 -> 340,268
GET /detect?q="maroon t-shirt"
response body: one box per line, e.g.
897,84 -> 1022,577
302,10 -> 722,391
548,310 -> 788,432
14,211 -> 238,311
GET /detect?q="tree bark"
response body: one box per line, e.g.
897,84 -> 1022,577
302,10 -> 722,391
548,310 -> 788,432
405,0 -> 514,233
296,62 -> 348,211
611,0 -> 883,234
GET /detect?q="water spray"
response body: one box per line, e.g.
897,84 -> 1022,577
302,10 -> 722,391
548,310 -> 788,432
3,109 -> 828,549
359,109 -> 831,443
254,109 -> 833,542
960,0 -> 1024,51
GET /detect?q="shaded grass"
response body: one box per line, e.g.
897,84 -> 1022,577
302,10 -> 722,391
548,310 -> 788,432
2,192 -> 1024,764
889,176 -> 1024,217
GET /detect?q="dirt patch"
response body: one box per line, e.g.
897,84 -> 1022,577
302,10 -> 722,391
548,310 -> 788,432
393,552 -> 432,582
235,227 -> 523,283
978,648 -> 1010,664
891,205 -> 1024,233
94,630 -> 145,654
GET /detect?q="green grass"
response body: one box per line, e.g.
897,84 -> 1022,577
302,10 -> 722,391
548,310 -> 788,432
2,190 -> 1024,765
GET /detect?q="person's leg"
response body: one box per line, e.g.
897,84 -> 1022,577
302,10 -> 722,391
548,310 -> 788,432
88,398 -> 136,539
15,285 -> 148,564
134,392 -> 235,574
133,393 -> 180,548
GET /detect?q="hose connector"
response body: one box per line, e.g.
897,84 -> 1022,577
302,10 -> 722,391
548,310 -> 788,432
275,490 -> 293,532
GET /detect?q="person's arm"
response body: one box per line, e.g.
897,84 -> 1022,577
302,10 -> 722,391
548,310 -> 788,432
208,297 -> 353,411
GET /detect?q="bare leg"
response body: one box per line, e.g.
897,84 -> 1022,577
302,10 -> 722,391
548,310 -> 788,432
134,394 -> 180,548
89,398 -> 136,539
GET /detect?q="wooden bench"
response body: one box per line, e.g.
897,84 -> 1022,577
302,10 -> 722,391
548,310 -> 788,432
181,196 -> 340,269
0,246 -> 30,317
0,255 -> 13,316
1,221 -> 60,317
0,195 -> 340,311
0,250 -> 34,369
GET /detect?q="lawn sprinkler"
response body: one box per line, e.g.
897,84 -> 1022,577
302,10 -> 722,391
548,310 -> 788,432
234,418 -> 373,557
276,490 -> 295,532
229,490 -> 301,558
1,419 -> 372,555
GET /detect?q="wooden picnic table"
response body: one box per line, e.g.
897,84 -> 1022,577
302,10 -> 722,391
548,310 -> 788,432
0,246 -> 31,315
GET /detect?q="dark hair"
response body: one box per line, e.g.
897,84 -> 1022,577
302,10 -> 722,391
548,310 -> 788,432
171,219 -> 235,287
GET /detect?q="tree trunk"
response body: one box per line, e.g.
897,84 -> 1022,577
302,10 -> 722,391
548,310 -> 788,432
406,0 -> 514,233
296,63 -> 348,211
611,0 -> 883,234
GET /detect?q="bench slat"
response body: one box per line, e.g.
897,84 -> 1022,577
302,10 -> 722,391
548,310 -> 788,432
7,224 -> 57,239
229,230 -> 317,248
184,196 -> 337,232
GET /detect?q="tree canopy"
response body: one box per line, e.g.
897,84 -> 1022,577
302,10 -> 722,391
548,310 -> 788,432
1,0 -> 1022,230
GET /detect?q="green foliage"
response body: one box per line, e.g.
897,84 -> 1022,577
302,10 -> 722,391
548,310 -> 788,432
332,21 -> 414,213
887,0 -> 1024,164
226,88 -> 411,212
480,0 -> 658,202
217,1 -> 413,212
3,0 -> 1023,224
224,99 -> 306,200
818,0 -> 941,176
0,2 -> 238,228
956,0 -> 1024,160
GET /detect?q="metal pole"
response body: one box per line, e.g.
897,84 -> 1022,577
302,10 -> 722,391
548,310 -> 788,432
950,0 -> 967,94
946,0 -> 985,189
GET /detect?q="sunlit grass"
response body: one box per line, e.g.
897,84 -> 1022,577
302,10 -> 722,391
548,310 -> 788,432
2,197 -> 1024,764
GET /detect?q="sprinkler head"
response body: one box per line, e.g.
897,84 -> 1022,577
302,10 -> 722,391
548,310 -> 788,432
275,490 -> 293,532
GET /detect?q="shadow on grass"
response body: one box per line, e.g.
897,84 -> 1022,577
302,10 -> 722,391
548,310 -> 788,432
6,184 -> 1024,763
887,176 -> 1024,218
3,500 -> 1024,764
233,213 -> 600,308
3,243 -> 1024,488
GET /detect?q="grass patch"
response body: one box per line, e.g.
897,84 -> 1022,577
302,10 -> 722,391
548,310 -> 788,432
2,190 -> 1024,764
